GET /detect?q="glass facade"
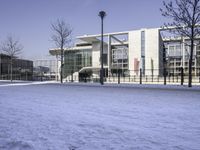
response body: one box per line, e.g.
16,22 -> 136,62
168,44 -> 182,57
0,54 -> 33,80
111,46 -> 129,76
111,47 -> 128,69
196,45 -> 200,68
164,39 -> 200,75
64,49 -> 92,77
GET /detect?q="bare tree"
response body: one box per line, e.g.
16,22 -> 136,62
51,19 -> 72,83
1,36 -> 23,81
160,0 -> 200,87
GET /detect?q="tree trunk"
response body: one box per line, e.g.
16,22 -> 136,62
188,38 -> 194,87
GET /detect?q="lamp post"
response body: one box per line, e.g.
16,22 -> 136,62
0,53 -> 1,79
98,11 -> 106,85
163,44 -> 167,85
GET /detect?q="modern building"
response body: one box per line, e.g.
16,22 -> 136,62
0,53 -> 33,80
49,27 -> 200,81
163,36 -> 200,76
33,59 -> 59,80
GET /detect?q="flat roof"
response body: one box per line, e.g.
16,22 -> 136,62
79,66 -> 108,73
49,46 -> 92,56
77,31 -> 130,44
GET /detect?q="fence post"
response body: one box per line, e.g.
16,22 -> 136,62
84,71 -> 87,83
199,70 -> 200,83
164,68 -> 166,85
140,68 -> 142,84
108,71 -> 110,82
181,67 -> 184,85
118,70 -> 120,84
71,70 -> 73,82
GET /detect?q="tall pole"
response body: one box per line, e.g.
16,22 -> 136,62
0,54 -> 1,79
99,11 -> 106,85
163,44 -> 167,85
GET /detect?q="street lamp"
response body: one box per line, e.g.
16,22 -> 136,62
0,53 -> 1,79
98,11 -> 106,85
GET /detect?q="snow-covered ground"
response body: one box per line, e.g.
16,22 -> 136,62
0,83 -> 200,150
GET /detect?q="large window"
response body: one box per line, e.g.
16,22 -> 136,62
168,44 -> 182,57
112,48 -> 128,69
64,49 -> 92,77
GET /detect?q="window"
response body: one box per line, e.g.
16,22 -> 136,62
64,49 -> 92,77
168,44 -> 182,57
112,48 -> 128,69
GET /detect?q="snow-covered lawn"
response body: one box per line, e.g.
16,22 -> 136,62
0,83 -> 200,150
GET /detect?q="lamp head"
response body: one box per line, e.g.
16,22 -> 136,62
98,11 -> 106,19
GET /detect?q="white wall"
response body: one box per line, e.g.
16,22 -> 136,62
128,30 -> 141,75
128,28 -> 162,76
92,42 -> 100,67
92,41 -> 108,68
145,28 -> 160,75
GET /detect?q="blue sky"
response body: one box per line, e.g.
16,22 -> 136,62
0,0 -> 168,60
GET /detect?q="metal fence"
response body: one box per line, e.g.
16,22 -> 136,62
65,68 -> 200,85
0,73 -> 32,81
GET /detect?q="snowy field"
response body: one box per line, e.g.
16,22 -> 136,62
0,83 -> 200,150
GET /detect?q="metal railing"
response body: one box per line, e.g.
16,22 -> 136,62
65,68 -> 200,86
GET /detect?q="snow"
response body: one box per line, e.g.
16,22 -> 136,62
65,82 -> 200,91
0,83 -> 200,150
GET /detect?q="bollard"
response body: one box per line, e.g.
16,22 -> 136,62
84,71 -> 87,83
181,67 -> 184,85
118,70 -> 120,84
71,71 -> 73,82
164,68 -> 166,85
140,69 -> 142,84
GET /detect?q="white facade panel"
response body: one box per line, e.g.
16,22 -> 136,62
145,29 -> 160,75
92,42 -> 100,67
128,30 -> 141,75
